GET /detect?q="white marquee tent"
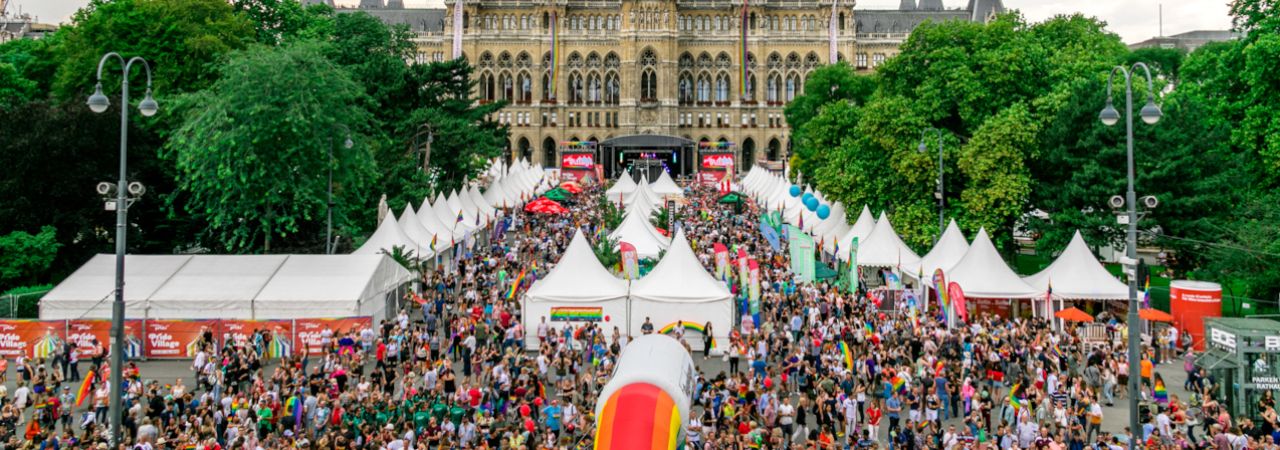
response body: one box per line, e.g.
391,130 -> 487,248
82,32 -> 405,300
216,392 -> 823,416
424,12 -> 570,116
609,209 -> 670,259
1023,231 -> 1129,300
627,230 -> 732,351
947,228 -> 1043,299
605,170 -> 638,200
851,212 -> 920,268
41,254 -> 411,321
522,230 -> 631,349
353,214 -> 416,255
650,171 -> 684,198
911,220 -> 969,279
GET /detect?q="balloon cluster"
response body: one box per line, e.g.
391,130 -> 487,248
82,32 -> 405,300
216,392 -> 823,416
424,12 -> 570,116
790,185 -> 833,220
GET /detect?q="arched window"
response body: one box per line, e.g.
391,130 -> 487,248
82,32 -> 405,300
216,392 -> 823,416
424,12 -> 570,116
678,72 -> 694,104
767,73 -> 781,103
785,73 -> 800,101
744,74 -> 756,102
568,72 -> 584,104
605,72 -> 620,104
640,49 -> 658,101
715,73 -> 730,102
499,72 -> 513,100
518,72 -> 532,103
542,72 -> 553,101
587,73 -> 602,102
697,74 -> 711,102
481,72 -> 495,101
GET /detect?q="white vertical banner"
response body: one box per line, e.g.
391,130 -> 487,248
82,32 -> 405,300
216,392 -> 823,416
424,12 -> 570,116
452,0 -> 464,59
829,0 -> 838,63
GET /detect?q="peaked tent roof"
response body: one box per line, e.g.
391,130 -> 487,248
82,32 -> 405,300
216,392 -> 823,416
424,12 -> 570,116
947,228 -> 1043,299
416,199 -> 460,245
1024,231 -> 1129,300
836,206 -> 878,261
629,230 -> 732,304
353,214 -> 416,255
855,212 -> 921,268
609,209 -> 670,259
526,230 -> 630,304
649,170 -> 684,197
912,219 -> 968,278
605,170 -> 638,199
396,204 -> 438,257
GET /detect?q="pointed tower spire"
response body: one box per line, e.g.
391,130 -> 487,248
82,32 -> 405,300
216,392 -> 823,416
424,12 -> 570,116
899,0 -> 917,10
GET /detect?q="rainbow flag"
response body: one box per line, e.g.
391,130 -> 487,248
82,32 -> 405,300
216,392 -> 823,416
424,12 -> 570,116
1009,383 -> 1026,412
506,269 -> 527,299
934,361 -> 945,377
863,322 -> 874,337
1153,373 -> 1168,403
549,306 -> 603,322
658,322 -> 715,349
891,375 -> 906,393
549,11 -> 559,100
739,0 -> 748,98
838,341 -> 853,370
75,370 -> 94,407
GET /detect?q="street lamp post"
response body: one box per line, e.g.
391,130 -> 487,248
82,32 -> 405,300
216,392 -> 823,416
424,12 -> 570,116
327,125 -> 353,254
1099,62 -> 1162,446
86,52 -> 158,447
918,128 -> 945,243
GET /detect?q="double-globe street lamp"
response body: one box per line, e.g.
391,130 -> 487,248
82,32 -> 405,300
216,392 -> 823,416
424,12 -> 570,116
918,128 -> 946,244
86,52 -> 158,447
1099,62 -> 1162,445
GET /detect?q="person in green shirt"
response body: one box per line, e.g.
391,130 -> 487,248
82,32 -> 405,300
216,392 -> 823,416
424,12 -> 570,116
450,403 -> 467,426
431,400 -> 449,421
256,405 -> 274,439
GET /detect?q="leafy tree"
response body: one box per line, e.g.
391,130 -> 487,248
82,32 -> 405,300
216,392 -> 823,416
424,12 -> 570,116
0,37 -> 60,96
0,227 -> 61,289
650,206 -> 683,232
164,42 -> 376,252
783,62 -> 875,178
231,0 -> 334,45
0,62 -> 37,107
51,0 -> 255,100
1127,47 -> 1185,83
593,236 -> 621,270
598,196 -> 623,230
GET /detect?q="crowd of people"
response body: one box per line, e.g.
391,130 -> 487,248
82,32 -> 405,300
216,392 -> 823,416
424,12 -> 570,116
0,174 -> 1275,450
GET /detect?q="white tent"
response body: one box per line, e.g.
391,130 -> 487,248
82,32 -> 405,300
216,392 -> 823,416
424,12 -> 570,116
911,220 -> 969,279
609,210 -> 670,259
854,211 -> 923,269
468,186 -> 496,221
353,214 -> 416,255
432,193 -> 474,234
605,170 -> 638,200
947,228 -> 1043,299
1023,231 -> 1129,300
836,206 -> 877,261
450,190 -> 483,228
814,202 -> 850,254
483,176 -> 509,208
416,199 -> 459,248
395,204 -> 438,258
649,171 -> 684,198
39,254 -> 191,320
41,254 -> 411,321
522,230 -> 631,349
628,230 -> 732,352
624,182 -> 662,217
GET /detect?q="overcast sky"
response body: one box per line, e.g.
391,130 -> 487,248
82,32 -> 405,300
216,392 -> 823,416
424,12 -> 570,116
9,0 -> 1232,44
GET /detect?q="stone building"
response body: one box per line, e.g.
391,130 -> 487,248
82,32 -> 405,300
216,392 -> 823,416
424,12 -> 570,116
378,0 -> 1003,177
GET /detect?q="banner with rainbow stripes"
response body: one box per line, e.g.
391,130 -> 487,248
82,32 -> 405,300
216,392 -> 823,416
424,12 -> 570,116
549,306 -> 603,322
658,321 -> 716,349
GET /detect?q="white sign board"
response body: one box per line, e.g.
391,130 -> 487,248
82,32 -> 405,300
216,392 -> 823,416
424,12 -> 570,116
1210,327 -> 1237,352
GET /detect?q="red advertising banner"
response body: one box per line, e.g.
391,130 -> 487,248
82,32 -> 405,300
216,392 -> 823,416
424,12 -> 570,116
947,282 -> 969,323
560,153 -> 594,169
0,320 -> 66,359
218,320 -> 295,359
293,317 -> 373,355
701,153 -> 734,169
66,319 -> 144,360
144,320 -> 216,359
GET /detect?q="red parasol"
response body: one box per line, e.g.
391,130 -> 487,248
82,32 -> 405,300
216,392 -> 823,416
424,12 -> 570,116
1138,308 -> 1174,322
1053,307 -> 1094,323
523,197 -> 568,215
559,181 -> 583,194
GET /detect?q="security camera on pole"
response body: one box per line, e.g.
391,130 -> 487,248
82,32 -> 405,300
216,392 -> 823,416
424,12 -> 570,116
86,52 -> 158,448
1098,61 -> 1162,446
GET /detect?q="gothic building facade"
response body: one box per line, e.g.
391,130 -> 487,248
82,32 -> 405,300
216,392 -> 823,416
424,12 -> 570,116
398,0 -> 1003,170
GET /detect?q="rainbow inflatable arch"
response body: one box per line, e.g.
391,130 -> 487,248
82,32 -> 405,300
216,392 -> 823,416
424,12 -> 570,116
656,321 -> 716,349
594,335 -> 695,450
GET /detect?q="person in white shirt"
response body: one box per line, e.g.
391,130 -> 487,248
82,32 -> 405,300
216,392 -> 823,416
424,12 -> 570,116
1016,415 -> 1040,448
1156,407 -> 1173,441
942,426 -> 958,450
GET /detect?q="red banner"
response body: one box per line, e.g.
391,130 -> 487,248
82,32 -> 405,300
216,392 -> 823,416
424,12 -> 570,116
948,282 -> 968,323
701,153 -> 734,169
561,153 -> 594,169
0,320 -> 66,359
66,319 -> 144,360
144,320 -> 216,359
218,320 -> 295,359
293,317 -> 372,355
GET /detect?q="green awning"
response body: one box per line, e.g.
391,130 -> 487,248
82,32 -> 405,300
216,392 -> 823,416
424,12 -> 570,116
718,192 -> 745,204
815,261 -> 839,280
544,188 -> 570,201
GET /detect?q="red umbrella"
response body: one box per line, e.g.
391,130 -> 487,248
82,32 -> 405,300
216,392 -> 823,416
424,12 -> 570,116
1139,308 -> 1174,322
1054,307 -> 1094,323
523,197 -> 568,215
559,181 -> 583,194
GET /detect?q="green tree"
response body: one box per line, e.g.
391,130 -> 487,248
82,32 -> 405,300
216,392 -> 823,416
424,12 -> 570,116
0,62 -> 37,107
51,0 -> 255,100
783,62 -> 875,178
231,0 -> 334,45
0,226 -> 61,289
164,42 -> 376,252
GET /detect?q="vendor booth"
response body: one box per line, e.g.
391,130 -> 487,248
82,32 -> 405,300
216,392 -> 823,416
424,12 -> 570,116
1196,318 -> 1280,419
522,230 -> 631,350
945,228 -> 1044,320
628,230 -> 732,353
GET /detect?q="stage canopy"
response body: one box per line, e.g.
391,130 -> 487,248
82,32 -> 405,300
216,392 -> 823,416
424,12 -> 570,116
609,209 -> 670,259
852,212 -> 920,268
947,228 -> 1043,299
627,230 -> 732,349
522,230 -> 631,349
41,254 -> 411,321
1023,230 -> 1129,300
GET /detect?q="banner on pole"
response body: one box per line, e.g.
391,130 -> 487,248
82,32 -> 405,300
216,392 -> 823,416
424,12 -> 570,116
787,225 -> 816,282
67,319 -> 143,360
848,237 -> 860,292
748,259 -> 761,314
948,282 -> 968,323
714,243 -> 730,280
620,241 -> 640,280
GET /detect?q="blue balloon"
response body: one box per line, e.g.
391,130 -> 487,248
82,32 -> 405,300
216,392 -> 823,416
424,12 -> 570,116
817,204 -> 831,219
802,192 -> 814,203
805,196 -> 819,211
789,185 -> 802,197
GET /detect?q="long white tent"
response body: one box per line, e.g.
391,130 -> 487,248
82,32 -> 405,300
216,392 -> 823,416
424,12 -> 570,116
627,230 -> 732,351
41,254 -> 411,320
522,230 -> 631,349
1023,231 -> 1129,300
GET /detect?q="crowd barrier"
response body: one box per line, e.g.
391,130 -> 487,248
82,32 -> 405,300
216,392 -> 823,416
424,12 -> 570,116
0,316 -> 372,360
